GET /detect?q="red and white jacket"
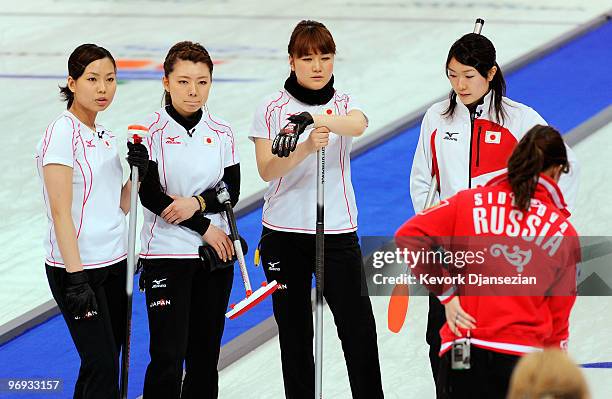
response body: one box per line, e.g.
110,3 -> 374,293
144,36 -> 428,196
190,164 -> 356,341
396,174 -> 579,357
410,91 -> 579,213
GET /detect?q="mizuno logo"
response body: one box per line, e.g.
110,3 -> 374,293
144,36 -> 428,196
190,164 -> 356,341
268,261 -> 281,271
444,132 -> 459,141
151,278 -> 167,289
85,139 -> 96,148
165,135 -> 182,144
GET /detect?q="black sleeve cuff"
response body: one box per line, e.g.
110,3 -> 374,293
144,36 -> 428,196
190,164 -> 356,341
199,163 -> 241,212
139,160 -> 210,234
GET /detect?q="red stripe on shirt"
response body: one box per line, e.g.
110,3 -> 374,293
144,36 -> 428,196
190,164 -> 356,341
202,120 -> 234,173
144,214 -> 159,258
205,112 -> 237,164
74,158 -> 87,239
338,135 -> 355,228
148,112 -> 161,130
139,253 -> 199,258
46,253 -> 127,268
262,177 -> 283,222
76,126 -> 93,204
262,220 -> 357,233
430,129 -> 440,189
265,92 -> 290,139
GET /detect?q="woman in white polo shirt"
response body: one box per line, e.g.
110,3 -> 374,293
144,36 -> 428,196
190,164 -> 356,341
249,20 -> 383,399
36,44 -> 148,399
135,41 -> 239,399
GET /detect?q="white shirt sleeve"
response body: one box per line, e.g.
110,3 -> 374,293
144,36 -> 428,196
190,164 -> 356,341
345,94 -> 368,124
249,95 -> 280,142
340,93 -> 361,112
223,123 -> 240,167
41,116 -> 76,168
143,113 -> 163,163
410,109 -> 437,212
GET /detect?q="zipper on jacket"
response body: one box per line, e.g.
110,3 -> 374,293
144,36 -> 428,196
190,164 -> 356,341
468,109 -> 476,188
476,126 -> 482,167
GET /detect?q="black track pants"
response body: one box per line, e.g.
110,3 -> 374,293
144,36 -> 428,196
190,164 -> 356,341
437,346 -> 520,399
141,258 -> 233,399
260,227 -> 384,399
46,261 -> 127,399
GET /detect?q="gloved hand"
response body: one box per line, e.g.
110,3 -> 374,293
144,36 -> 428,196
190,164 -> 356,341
199,236 -> 249,272
127,141 -> 149,181
271,112 -> 314,157
64,271 -> 98,320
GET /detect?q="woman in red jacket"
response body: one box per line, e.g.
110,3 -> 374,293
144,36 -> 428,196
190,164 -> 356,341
396,125 -> 579,399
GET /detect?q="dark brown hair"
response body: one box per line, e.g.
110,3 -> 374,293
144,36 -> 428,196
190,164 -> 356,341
162,41 -> 213,106
59,44 -> 116,109
443,33 -> 507,125
507,125 -> 570,211
288,20 -> 336,58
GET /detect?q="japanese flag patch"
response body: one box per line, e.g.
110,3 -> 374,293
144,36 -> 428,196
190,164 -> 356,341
484,130 -> 501,144
203,136 -> 215,146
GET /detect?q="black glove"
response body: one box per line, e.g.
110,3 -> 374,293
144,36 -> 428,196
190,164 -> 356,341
271,112 -> 314,158
199,236 -> 248,272
127,141 -> 149,181
64,271 -> 98,321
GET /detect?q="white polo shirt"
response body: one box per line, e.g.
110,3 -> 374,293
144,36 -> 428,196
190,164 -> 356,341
36,111 -> 127,269
139,107 -> 239,259
249,90 -> 362,234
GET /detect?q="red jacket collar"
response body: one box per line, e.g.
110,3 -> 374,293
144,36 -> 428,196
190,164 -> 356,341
485,172 -> 570,217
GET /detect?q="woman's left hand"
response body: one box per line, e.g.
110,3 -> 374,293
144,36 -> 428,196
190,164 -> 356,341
161,195 -> 200,224
444,296 -> 477,336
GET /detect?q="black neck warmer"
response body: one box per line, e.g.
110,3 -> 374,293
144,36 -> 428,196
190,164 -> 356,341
466,90 -> 488,114
284,71 -> 335,106
165,104 -> 203,133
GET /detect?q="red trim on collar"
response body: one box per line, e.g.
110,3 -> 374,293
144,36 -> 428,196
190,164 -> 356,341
537,173 -> 569,216
485,172 -> 508,187
484,172 -> 569,216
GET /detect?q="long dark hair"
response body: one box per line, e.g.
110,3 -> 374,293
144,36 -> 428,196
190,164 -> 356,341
162,41 -> 214,106
288,20 -> 336,57
507,125 -> 570,211
443,33 -> 507,125
59,44 -> 116,109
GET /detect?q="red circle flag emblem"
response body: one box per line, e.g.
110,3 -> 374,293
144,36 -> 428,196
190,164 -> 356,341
326,109 -> 333,115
